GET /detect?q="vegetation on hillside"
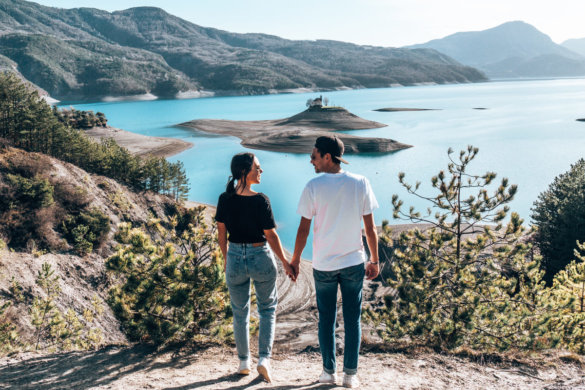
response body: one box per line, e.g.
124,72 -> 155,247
531,159 -> 585,284
0,262 -> 104,353
0,73 -> 189,200
57,108 -> 107,129
365,146 -> 585,354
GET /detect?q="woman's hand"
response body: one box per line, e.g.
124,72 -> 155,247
281,261 -> 295,281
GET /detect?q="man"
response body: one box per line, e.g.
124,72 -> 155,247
290,135 -> 379,388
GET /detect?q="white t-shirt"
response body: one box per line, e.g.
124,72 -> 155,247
297,171 -> 379,271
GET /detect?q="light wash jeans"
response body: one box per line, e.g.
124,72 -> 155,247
313,263 -> 365,375
226,242 -> 278,361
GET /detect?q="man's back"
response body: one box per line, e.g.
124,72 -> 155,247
297,171 -> 378,271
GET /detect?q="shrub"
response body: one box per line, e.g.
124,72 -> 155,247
544,241 -> 585,353
531,159 -> 585,284
106,207 -> 230,345
60,208 -> 110,255
31,262 -> 104,351
5,173 -> 54,208
0,300 -> 20,354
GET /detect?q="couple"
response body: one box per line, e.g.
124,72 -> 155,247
215,135 -> 379,388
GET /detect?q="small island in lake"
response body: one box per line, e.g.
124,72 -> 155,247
179,97 -> 412,154
374,107 -> 440,112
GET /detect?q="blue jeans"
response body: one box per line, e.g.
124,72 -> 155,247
226,242 -> 278,361
313,263 -> 365,375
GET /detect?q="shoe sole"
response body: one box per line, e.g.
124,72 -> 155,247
238,368 -> 250,375
257,365 -> 272,382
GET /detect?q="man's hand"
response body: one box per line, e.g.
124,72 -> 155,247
365,261 -> 380,280
289,258 -> 300,282
282,261 -> 295,280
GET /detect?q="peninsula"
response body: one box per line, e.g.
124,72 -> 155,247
84,126 -> 193,158
179,104 -> 412,154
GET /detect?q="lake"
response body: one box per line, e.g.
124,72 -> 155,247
65,78 -> 585,258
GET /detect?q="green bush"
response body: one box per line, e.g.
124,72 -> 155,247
60,208 -> 110,255
532,159 -> 585,284
106,207 -> 230,345
544,241 -> 585,353
5,173 -> 54,208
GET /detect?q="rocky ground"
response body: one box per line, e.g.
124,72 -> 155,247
1,342 -> 584,389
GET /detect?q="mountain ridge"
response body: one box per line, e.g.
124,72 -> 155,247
0,0 -> 486,101
408,21 -> 585,78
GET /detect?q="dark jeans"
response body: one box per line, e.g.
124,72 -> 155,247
313,263 -> 365,375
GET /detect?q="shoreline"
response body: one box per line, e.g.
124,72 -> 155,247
84,126 -> 193,158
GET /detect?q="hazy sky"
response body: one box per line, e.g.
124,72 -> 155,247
32,0 -> 585,47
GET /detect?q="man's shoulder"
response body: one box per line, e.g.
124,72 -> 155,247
343,171 -> 367,182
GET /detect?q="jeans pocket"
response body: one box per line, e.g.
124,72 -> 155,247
226,252 -> 243,285
250,248 -> 277,282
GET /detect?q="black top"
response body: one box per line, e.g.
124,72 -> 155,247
215,192 -> 276,243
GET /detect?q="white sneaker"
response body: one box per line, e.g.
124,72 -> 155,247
318,370 -> 337,384
237,359 -> 251,375
257,357 -> 272,382
342,373 -> 360,388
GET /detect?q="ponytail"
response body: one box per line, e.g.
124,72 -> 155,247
226,175 -> 237,194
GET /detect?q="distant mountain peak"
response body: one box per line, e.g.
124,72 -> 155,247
408,20 -> 585,78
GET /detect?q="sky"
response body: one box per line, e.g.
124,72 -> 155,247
32,0 -> 585,47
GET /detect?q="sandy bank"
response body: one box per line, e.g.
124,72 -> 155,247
84,126 -> 193,158
179,107 -> 412,154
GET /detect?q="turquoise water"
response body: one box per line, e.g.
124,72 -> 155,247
66,79 -> 585,258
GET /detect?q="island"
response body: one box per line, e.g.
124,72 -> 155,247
374,107 -> 439,112
178,97 -> 412,154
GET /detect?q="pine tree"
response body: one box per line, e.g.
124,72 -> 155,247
367,146 -> 540,350
545,241 -> 585,353
532,159 -> 585,284
106,206 -> 231,345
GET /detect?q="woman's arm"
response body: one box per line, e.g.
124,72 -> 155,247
217,222 -> 228,271
264,228 -> 293,277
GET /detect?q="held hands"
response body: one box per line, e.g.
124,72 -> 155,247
281,261 -> 296,281
289,257 -> 300,282
365,261 -> 380,280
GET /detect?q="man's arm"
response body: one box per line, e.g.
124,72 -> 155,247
290,217 -> 312,281
363,213 -> 380,280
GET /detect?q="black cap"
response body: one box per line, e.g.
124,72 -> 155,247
314,135 -> 349,164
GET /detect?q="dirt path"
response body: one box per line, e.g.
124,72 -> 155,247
1,344 -> 584,389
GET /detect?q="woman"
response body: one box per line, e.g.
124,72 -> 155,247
215,152 -> 293,383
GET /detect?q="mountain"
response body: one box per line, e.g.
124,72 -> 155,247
408,21 -> 585,78
562,38 -> 585,57
0,0 -> 486,101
